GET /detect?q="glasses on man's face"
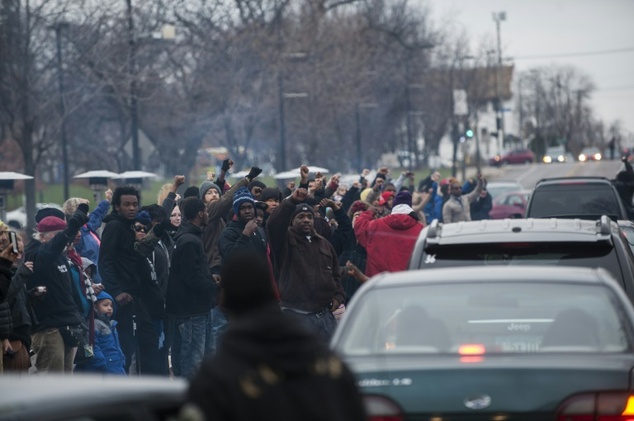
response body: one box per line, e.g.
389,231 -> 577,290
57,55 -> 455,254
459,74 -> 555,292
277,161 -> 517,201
134,225 -> 148,233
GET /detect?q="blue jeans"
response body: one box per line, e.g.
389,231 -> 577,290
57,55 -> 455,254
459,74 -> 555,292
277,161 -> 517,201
282,308 -> 337,344
209,306 -> 228,356
172,311 -> 212,379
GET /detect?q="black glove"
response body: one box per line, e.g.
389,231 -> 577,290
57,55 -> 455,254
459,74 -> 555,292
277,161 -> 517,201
66,203 -> 90,234
152,219 -> 171,238
247,167 -> 263,181
221,159 -> 231,172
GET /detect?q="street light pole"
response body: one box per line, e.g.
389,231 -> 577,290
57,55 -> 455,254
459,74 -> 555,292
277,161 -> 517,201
54,23 -> 70,200
126,0 -> 140,171
493,11 -> 506,154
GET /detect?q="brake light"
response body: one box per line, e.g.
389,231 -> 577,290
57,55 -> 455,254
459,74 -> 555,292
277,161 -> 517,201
459,344 -> 486,355
556,392 -> 634,421
363,395 -> 403,421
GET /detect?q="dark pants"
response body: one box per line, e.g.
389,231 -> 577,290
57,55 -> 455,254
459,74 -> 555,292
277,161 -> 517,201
282,308 -> 337,344
116,299 -> 161,375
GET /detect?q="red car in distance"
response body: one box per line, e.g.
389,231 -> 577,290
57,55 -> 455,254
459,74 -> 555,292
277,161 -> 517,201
489,149 -> 536,167
489,190 -> 532,219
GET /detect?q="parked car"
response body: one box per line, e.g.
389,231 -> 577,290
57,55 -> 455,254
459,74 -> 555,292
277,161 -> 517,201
578,146 -> 603,162
332,265 -> 634,420
408,217 -> 634,304
4,202 -> 63,229
484,180 -> 524,200
525,176 -> 628,221
489,189 -> 531,219
0,374 -> 187,421
542,145 -> 572,163
488,148 -> 535,167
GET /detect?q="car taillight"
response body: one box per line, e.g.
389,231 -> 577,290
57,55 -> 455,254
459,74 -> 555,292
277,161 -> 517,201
363,395 -> 403,421
556,392 -> 634,421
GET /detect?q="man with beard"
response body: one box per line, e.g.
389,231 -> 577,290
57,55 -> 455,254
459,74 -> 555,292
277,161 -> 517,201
166,196 -> 215,379
99,186 -> 161,375
266,188 -> 344,343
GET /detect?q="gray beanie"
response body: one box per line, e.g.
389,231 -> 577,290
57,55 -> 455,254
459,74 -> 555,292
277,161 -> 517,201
199,180 -> 222,199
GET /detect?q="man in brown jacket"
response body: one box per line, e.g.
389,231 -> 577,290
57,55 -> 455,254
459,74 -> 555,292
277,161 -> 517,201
266,188 -> 345,343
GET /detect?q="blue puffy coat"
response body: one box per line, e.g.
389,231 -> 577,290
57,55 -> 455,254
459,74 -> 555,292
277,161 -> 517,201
75,291 -> 126,375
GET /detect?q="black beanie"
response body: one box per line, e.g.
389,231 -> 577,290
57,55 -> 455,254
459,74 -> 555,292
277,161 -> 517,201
183,186 -> 200,199
291,203 -> 315,220
35,207 -> 66,223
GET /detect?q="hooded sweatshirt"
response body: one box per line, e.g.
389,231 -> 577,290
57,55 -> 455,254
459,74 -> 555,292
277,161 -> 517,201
186,303 -> 366,421
354,208 -> 423,277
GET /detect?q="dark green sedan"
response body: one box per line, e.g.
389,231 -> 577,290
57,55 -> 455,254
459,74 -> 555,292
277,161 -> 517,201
331,266 -> 634,421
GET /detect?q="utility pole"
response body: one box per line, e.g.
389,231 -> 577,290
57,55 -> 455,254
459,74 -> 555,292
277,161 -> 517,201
493,11 -> 506,154
126,0 -> 140,171
54,23 -> 70,200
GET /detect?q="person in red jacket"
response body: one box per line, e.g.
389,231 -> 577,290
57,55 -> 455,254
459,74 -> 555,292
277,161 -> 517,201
353,190 -> 423,277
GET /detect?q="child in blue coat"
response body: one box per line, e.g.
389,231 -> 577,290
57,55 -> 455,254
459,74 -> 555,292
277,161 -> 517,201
75,291 -> 126,375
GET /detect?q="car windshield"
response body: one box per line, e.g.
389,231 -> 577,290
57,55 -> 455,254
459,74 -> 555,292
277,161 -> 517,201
487,184 -> 522,199
340,282 -> 630,356
529,184 -> 621,219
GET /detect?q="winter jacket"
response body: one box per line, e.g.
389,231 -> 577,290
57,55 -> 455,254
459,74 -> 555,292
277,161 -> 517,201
5,263 -> 35,349
470,192 -> 493,220
327,206 -> 354,258
354,209 -> 423,277
99,212 -> 142,298
26,219 -> 85,331
0,259 -> 12,339
202,177 -> 250,276
76,199 -> 110,283
166,221 -> 215,317
186,303 -> 366,421
267,199 -> 344,313
442,179 -> 484,223
219,219 -> 268,263
76,291 -> 126,375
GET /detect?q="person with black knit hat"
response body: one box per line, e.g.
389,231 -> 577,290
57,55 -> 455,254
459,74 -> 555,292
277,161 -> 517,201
354,188 -> 424,278
181,250 -> 366,421
215,187 -> 277,353
266,188 -> 344,343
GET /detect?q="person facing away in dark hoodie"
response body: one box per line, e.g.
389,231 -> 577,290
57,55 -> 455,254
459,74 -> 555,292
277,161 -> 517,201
180,250 -> 366,421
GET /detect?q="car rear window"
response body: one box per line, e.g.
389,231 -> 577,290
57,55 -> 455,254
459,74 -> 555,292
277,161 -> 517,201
417,242 -> 624,284
340,282 -> 630,356
529,184 -> 621,219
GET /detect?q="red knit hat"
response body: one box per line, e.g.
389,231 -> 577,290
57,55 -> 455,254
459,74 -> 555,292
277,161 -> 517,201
36,216 -> 67,233
381,191 -> 395,201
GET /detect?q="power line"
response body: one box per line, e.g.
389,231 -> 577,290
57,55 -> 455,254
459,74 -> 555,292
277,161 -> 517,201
513,46 -> 634,60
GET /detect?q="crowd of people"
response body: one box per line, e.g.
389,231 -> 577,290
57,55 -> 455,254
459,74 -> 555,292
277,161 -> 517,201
0,160 -> 492,379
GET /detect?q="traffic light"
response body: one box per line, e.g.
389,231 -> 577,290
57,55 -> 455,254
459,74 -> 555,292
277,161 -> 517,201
465,128 -> 474,138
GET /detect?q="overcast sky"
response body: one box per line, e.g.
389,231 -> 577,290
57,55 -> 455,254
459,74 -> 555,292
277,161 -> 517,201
420,0 -> 634,140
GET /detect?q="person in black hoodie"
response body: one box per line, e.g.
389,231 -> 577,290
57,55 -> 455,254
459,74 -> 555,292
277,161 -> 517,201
166,196 -> 214,379
26,205 -> 89,373
181,251 -> 365,421
99,186 -> 160,375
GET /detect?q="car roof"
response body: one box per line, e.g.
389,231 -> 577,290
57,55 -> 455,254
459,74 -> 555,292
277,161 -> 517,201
534,176 -> 614,186
418,217 -> 614,246
0,374 -> 187,419
367,265 -> 616,290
